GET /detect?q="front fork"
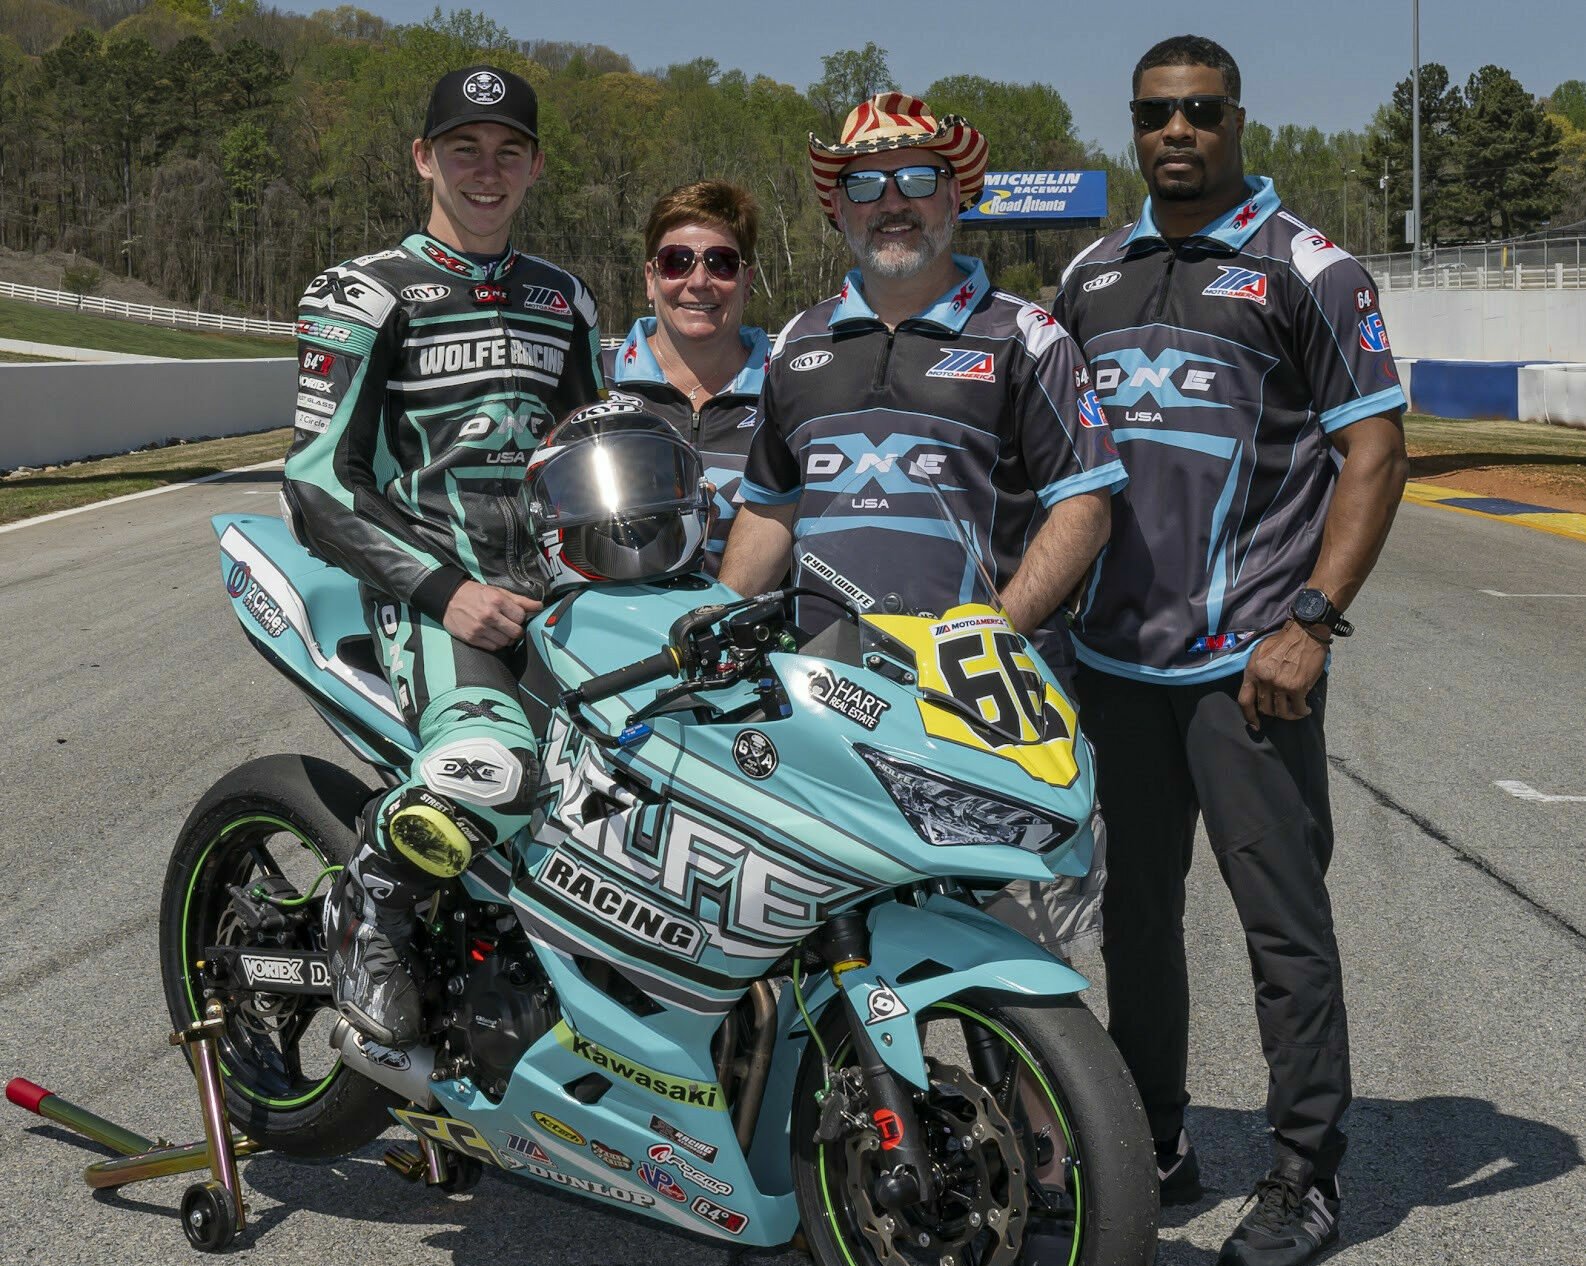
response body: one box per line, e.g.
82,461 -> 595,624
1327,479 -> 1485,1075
812,913 -> 938,1209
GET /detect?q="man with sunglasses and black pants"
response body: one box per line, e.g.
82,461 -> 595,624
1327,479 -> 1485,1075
1053,35 -> 1408,1266
282,66 -> 602,1050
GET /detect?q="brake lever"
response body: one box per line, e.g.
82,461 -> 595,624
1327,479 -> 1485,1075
626,657 -> 756,726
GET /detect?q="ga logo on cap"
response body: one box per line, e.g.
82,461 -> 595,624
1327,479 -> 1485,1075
464,71 -> 505,104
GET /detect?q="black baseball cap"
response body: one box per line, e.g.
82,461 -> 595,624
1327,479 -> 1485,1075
424,65 -> 539,141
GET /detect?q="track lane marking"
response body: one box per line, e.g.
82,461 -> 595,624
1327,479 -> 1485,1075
1495,780 -> 1586,804
1477,590 -> 1586,598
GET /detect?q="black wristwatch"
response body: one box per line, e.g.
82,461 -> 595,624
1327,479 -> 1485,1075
1291,588 -> 1353,637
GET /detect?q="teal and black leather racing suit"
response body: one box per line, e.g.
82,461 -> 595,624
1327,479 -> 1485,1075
282,231 -> 603,867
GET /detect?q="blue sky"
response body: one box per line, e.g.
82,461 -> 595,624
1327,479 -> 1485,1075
280,0 -> 1582,156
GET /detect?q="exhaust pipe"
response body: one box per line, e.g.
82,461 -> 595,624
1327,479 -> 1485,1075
329,1017 -> 437,1108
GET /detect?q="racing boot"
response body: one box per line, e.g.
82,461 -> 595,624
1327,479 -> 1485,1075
323,825 -> 431,1049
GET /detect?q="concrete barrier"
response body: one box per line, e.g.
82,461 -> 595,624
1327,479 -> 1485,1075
1395,358 -> 1416,410
1376,286 -> 1586,361
2,358 -> 294,469
1518,363 -> 1586,430
1400,359 -> 1554,421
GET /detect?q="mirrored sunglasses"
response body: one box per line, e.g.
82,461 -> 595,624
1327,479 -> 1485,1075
652,243 -> 744,281
839,165 -> 948,204
1129,94 -> 1238,132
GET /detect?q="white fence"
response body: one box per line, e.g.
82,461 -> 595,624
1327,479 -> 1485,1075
1360,236 -> 1586,292
1,358 -> 295,470
0,281 -> 294,338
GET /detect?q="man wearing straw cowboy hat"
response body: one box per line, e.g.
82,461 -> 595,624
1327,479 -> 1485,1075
719,93 -> 1125,948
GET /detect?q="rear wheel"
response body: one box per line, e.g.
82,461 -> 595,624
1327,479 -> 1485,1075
791,993 -> 1157,1266
159,754 -> 402,1157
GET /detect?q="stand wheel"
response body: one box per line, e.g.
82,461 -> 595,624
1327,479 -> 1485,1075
439,1154 -> 483,1193
180,1180 -> 238,1252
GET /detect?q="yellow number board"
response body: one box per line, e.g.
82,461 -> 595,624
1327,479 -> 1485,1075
863,604 -> 1079,787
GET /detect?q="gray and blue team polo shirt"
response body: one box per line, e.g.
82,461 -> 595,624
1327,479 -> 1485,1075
1054,177 -> 1406,683
741,254 -> 1127,672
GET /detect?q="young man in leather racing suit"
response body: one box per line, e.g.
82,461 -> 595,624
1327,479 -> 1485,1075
281,65 -> 603,1047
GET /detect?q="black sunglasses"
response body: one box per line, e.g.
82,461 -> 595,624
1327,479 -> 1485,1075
1130,94 -> 1238,132
839,165 -> 949,204
652,243 -> 744,281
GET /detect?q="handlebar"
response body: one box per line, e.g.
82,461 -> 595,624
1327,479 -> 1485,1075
558,592 -> 810,748
572,647 -> 680,705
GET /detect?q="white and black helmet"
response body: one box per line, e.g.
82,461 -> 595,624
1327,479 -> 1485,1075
525,399 -> 710,595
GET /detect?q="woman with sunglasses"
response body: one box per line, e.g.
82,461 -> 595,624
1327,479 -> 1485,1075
604,180 -> 769,575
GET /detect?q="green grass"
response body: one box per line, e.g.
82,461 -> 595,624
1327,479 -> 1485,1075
0,429 -> 291,524
5,412 -> 1583,528
1404,413 -> 1586,505
0,349 -> 59,363
0,295 -> 291,359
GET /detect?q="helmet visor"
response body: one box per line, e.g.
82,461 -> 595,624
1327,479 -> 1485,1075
528,431 -> 698,526
562,510 -> 698,582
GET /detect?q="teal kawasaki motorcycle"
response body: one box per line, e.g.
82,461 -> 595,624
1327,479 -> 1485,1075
159,493 -> 1156,1265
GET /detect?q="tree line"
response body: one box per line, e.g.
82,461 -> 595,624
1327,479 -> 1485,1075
0,0 -> 1580,330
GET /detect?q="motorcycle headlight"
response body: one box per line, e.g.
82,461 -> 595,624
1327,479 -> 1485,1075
857,747 -> 1077,854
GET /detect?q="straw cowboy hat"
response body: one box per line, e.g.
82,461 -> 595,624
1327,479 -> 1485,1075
809,92 -> 988,224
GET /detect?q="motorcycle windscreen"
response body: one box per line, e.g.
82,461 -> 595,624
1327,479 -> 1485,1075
792,477 -> 1004,647
796,480 -> 1079,788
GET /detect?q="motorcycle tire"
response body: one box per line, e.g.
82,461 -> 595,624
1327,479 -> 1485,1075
159,753 -> 402,1158
790,990 -> 1157,1266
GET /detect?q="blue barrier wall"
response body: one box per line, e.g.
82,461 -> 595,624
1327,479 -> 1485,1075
1406,360 -> 1550,420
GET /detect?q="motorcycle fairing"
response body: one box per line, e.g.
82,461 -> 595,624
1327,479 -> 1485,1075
213,515 -> 415,761
799,894 -> 1090,1090
861,604 -> 1082,788
431,1016 -> 802,1246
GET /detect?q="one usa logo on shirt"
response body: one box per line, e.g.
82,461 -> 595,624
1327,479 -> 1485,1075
1202,266 -> 1268,305
926,348 -> 996,382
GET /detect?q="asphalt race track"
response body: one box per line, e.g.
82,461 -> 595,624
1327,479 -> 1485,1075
1,467 -> 1583,1265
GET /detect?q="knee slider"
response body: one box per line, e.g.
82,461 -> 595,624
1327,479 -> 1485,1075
418,735 -> 539,815
381,787 -> 485,878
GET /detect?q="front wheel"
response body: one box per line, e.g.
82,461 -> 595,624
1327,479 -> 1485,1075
159,754 -> 402,1158
791,992 -> 1157,1266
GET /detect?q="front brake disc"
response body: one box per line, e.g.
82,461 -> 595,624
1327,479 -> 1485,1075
843,1059 -> 1028,1266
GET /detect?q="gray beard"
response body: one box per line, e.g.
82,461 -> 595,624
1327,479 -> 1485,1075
846,214 -> 955,280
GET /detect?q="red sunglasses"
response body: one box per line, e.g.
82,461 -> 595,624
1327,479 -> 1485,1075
652,243 -> 745,281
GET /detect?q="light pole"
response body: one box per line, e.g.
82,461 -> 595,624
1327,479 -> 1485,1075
1376,157 -> 1389,249
1411,0 -> 1422,276
1342,167 -> 1356,249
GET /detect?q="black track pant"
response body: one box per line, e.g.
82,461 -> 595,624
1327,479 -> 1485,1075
1074,664 -> 1351,1179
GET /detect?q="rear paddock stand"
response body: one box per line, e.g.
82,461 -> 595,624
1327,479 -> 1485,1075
6,1000 -> 259,1252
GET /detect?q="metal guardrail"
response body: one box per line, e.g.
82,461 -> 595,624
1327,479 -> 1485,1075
2,281 -> 628,348
0,281 -> 294,337
1360,237 -> 1586,291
